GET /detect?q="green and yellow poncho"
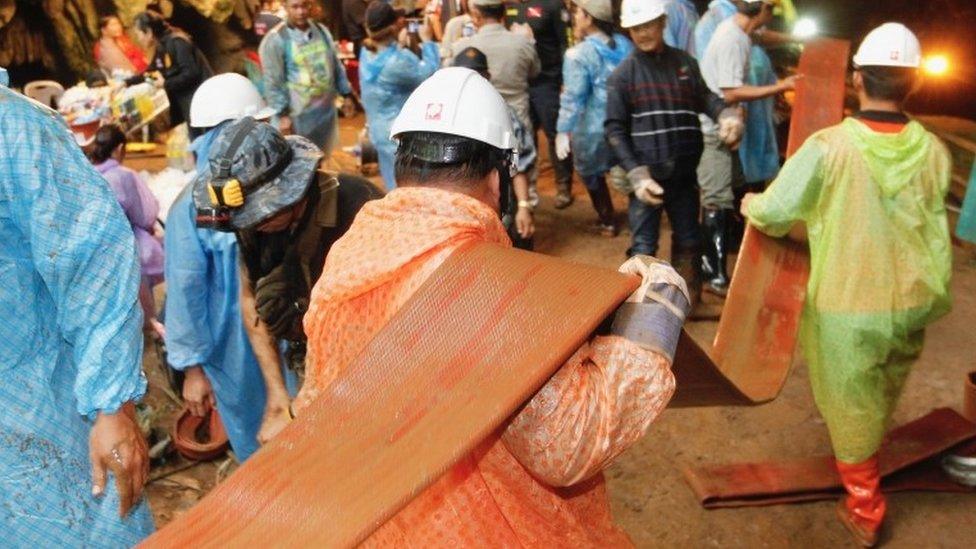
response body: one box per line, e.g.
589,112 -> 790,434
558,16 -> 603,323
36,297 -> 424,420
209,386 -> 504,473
747,117 -> 953,462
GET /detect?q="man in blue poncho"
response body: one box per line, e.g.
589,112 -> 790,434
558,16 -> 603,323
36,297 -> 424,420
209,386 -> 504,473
259,0 -> 352,153
164,73 -> 285,460
0,67 -> 154,546
664,0 -> 699,55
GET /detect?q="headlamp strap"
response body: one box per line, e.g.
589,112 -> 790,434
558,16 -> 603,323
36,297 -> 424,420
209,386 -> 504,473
209,117 -> 259,208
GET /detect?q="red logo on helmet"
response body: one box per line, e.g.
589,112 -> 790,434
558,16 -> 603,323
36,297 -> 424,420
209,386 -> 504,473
425,103 -> 443,121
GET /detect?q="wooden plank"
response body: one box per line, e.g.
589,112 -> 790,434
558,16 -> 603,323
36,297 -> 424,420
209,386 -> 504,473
707,38 -> 850,404
140,243 -> 638,547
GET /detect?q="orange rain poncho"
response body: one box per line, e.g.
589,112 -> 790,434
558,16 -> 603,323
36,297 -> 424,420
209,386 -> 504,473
297,186 -> 675,546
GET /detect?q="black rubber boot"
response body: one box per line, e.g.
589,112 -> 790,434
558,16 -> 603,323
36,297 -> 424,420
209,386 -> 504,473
730,182 -> 764,252
671,243 -> 702,311
700,208 -> 731,296
554,179 -> 574,209
586,183 -> 617,236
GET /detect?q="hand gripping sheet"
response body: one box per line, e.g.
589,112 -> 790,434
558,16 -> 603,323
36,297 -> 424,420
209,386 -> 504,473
141,243 -> 638,548
700,38 -> 851,406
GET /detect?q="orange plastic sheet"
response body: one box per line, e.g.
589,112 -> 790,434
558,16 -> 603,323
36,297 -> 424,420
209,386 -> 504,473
683,408 -> 976,508
693,38 -> 851,406
141,243 -> 638,547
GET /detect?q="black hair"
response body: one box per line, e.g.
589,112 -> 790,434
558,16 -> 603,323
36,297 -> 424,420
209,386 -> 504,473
89,124 -> 127,164
86,69 -> 108,87
99,15 -> 119,30
859,65 -> 917,103
394,132 -> 502,186
363,25 -> 397,52
134,10 -> 169,38
478,4 -> 506,21
589,14 -> 618,50
735,0 -> 765,17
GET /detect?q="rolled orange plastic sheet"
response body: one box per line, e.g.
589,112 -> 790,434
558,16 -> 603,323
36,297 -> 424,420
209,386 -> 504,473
683,408 -> 976,508
141,243 -> 638,548
706,38 -> 851,405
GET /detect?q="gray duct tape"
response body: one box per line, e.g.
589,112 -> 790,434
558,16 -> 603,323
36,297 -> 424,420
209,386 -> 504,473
610,302 -> 685,362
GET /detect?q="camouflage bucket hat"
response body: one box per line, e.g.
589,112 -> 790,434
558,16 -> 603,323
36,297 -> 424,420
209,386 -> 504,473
192,117 -> 323,231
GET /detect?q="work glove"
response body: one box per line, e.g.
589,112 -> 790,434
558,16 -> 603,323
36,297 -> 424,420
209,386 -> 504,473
628,166 -> 664,206
555,132 -> 571,160
254,264 -> 307,340
717,108 -> 745,149
607,166 -> 632,195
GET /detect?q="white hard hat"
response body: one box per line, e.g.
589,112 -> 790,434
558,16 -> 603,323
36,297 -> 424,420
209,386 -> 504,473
390,67 -> 513,151
620,0 -> 667,29
189,73 -> 276,128
852,23 -> 922,69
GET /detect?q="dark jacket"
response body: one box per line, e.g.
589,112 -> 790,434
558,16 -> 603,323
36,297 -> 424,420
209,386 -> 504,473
342,0 -> 368,43
237,173 -> 383,341
605,46 -> 725,180
504,0 -> 568,85
149,32 -> 213,127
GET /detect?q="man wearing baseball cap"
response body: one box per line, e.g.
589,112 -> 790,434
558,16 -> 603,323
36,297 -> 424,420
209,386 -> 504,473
741,23 -> 952,546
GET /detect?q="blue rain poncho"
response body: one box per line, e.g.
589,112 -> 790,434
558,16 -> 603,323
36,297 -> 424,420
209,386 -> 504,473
695,0 -> 780,183
165,127 -> 299,460
664,0 -> 700,55
956,163 -> 976,244
0,77 -> 154,546
259,22 -> 351,153
359,41 -> 440,191
511,107 -> 536,175
747,119 -> 953,462
694,0 -> 737,60
556,34 -> 633,178
164,179 -> 267,460
738,47 -> 780,182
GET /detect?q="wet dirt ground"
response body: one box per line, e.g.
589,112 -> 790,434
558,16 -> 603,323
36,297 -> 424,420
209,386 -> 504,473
144,115 -> 976,547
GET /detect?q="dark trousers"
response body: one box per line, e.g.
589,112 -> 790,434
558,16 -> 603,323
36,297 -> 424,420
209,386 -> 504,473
627,163 -> 702,258
529,81 -> 573,187
582,173 -> 605,191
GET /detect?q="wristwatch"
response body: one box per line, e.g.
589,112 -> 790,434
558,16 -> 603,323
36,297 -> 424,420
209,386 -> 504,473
517,200 -> 533,210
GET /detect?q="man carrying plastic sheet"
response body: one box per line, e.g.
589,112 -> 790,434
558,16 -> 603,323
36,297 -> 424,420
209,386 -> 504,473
742,24 -> 953,546
295,67 -> 689,544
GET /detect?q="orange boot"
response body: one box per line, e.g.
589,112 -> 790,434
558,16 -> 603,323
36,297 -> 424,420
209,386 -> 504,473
835,456 -> 885,547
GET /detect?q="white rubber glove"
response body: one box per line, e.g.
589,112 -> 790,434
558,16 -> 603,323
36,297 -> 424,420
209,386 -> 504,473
627,166 -> 664,206
555,132 -> 571,160
717,108 -> 745,148
618,255 -> 690,306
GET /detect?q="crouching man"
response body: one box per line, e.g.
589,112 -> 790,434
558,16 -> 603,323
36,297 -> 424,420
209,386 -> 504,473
192,118 -> 383,443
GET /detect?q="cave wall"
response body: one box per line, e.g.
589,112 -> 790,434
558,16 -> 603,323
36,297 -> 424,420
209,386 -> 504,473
0,0 -> 344,88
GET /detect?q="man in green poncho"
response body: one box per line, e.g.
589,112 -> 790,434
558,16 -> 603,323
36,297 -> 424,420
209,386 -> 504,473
741,23 -> 952,547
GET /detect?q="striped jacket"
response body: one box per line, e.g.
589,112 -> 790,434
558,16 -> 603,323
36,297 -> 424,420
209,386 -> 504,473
605,46 -> 725,179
